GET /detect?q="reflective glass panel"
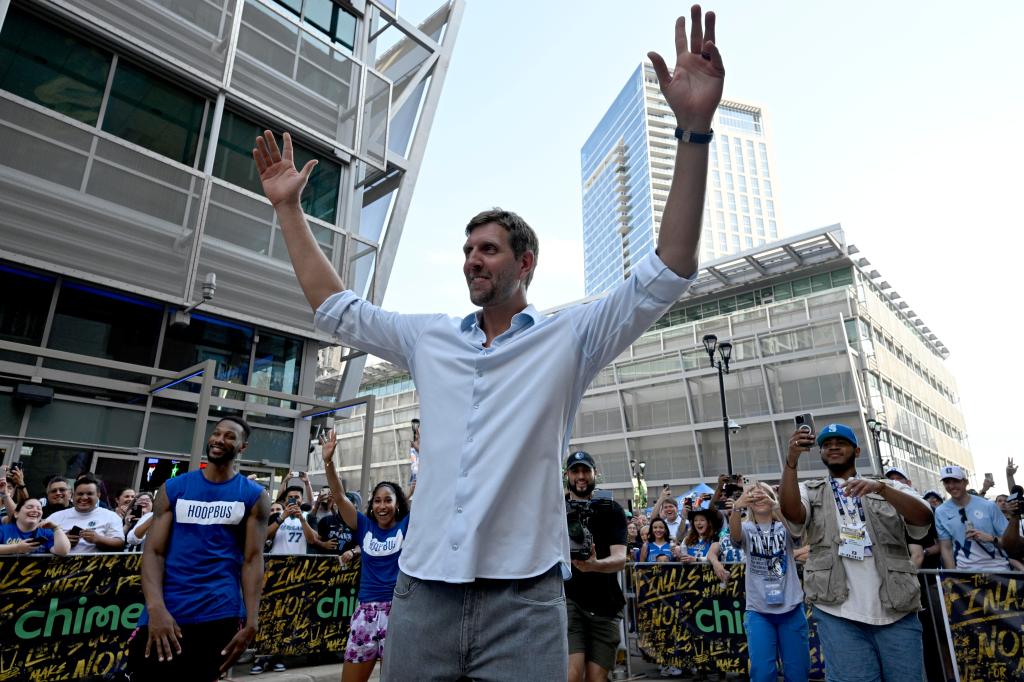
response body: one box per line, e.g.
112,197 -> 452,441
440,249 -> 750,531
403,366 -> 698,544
0,8 -> 111,124
160,312 -> 254,385
102,60 -> 207,165
0,265 -> 55,364
45,281 -> 164,381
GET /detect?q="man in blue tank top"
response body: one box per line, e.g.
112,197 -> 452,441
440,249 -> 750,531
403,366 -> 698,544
127,416 -> 270,681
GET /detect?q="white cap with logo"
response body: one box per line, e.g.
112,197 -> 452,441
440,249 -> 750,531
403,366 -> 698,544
939,465 -> 967,481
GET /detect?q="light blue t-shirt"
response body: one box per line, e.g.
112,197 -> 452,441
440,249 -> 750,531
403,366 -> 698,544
140,471 -> 264,625
356,512 -> 410,603
716,526 -> 745,563
935,495 -> 1009,571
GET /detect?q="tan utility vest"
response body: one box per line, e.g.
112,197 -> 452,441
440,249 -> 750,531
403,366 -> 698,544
802,479 -> 921,613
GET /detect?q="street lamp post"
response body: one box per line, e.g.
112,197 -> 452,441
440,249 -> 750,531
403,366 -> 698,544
702,334 -> 734,475
866,418 -> 885,472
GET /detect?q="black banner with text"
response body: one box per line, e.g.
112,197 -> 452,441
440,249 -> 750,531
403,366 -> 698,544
0,554 -> 359,681
632,563 -> 826,678
942,571 -> 1024,682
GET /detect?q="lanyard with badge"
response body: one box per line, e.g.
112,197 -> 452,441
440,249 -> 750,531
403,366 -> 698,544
830,478 -> 872,561
751,520 -> 787,604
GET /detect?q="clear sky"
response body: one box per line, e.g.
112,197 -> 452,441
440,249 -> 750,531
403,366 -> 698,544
379,0 -> 1024,493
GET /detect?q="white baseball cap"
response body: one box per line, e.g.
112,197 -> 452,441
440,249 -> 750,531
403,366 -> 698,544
939,465 -> 967,481
884,466 -> 909,480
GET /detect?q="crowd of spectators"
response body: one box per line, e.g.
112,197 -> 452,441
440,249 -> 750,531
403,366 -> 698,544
3,426 -> 1022,680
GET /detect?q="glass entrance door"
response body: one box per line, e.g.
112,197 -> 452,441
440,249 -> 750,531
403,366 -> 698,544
91,453 -> 140,510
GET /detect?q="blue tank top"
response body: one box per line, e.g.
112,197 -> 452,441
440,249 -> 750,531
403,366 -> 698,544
140,471 -> 264,625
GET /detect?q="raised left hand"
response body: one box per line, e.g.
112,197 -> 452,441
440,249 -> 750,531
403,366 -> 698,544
647,4 -> 725,131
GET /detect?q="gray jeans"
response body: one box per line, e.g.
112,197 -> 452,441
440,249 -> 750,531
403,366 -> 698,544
380,566 -> 567,681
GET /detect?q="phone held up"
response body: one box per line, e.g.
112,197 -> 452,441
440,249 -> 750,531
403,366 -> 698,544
794,413 -> 815,449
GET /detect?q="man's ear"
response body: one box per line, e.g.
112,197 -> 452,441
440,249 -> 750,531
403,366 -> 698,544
519,250 -> 536,284
238,441 -> 248,455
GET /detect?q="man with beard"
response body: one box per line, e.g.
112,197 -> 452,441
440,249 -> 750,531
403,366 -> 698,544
127,416 -> 270,681
252,6 -> 724,677
780,423 -> 932,682
564,451 -> 628,682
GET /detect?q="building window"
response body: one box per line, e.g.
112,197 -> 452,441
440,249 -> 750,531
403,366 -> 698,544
0,264 -> 56,363
102,60 -> 208,166
752,177 -> 760,194
738,174 -> 747,193
213,111 -> 341,223
727,193 -> 736,210
0,8 -> 111,125
725,173 -> 734,190
274,0 -> 358,50
712,170 -> 720,187
714,190 -> 723,208
161,313 -> 254,385
46,280 -> 165,381
742,215 -> 752,233
740,195 -> 749,214
251,331 -> 304,401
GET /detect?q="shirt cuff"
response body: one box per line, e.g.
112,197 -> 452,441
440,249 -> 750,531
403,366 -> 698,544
631,251 -> 696,304
313,290 -> 356,333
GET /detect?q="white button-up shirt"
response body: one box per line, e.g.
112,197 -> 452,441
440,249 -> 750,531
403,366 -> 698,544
314,252 -> 692,582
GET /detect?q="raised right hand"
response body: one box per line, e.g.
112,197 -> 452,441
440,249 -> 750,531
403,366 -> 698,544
1008,457 -> 1018,476
145,606 -> 183,662
252,131 -> 318,208
320,429 -> 337,465
787,429 -> 815,459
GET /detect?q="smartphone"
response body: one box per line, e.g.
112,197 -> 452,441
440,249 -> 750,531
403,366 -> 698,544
26,536 -> 45,546
984,472 -> 995,483
742,475 -> 756,487
69,526 -> 83,535
290,471 -> 300,478
10,461 -> 23,472
794,413 -> 815,434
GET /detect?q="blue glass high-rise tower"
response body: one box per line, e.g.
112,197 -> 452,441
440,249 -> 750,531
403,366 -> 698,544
581,63 -> 783,295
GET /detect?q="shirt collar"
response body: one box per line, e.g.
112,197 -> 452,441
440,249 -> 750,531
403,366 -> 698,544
460,304 -> 543,336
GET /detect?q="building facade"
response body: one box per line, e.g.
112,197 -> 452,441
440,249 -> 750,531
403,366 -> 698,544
581,62 -> 782,296
330,227 -> 973,505
0,0 -> 462,502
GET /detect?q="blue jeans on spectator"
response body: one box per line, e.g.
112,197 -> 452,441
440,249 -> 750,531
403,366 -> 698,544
743,606 -> 809,682
811,606 -> 924,682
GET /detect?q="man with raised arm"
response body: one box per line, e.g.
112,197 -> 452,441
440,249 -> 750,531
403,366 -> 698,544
779,423 -> 933,682
253,6 -> 724,677
127,416 -> 270,682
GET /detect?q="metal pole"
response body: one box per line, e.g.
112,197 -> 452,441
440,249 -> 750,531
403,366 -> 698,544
717,363 -> 733,475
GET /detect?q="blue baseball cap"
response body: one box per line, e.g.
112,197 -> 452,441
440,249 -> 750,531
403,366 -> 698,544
816,423 -> 859,448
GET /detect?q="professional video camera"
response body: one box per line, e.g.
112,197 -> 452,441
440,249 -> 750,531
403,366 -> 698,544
566,499 -> 595,561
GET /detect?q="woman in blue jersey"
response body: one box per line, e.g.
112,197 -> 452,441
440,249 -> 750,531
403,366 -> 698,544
640,517 -> 676,562
0,498 -> 70,555
321,429 -> 410,682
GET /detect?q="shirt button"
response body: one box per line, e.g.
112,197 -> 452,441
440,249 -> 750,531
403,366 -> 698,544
473,404 -> 479,410
457,506 -> 464,513
476,370 -> 483,377
451,543 -> 459,551
460,470 -> 468,478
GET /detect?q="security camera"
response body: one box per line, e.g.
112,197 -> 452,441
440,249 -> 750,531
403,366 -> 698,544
201,272 -> 217,301
728,419 -> 742,434
173,273 -> 219,326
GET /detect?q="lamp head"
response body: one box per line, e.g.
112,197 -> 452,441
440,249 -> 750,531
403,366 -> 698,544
702,334 -> 718,359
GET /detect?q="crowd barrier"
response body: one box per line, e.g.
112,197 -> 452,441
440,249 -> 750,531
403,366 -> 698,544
629,563 -> 1024,682
1,555 -> 1020,681
0,554 -> 358,681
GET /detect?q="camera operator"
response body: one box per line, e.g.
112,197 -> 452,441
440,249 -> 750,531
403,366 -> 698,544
1001,486 -> 1023,559
564,451 -> 627,682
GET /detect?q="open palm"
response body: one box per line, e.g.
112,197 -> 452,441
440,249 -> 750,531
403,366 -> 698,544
648,5 -> 725,130
252,130 -> 318,208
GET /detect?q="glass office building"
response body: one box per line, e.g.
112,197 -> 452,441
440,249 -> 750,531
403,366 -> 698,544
581,62 -> 782,296
329,227 -> 974,504
0,0 -> 462,501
